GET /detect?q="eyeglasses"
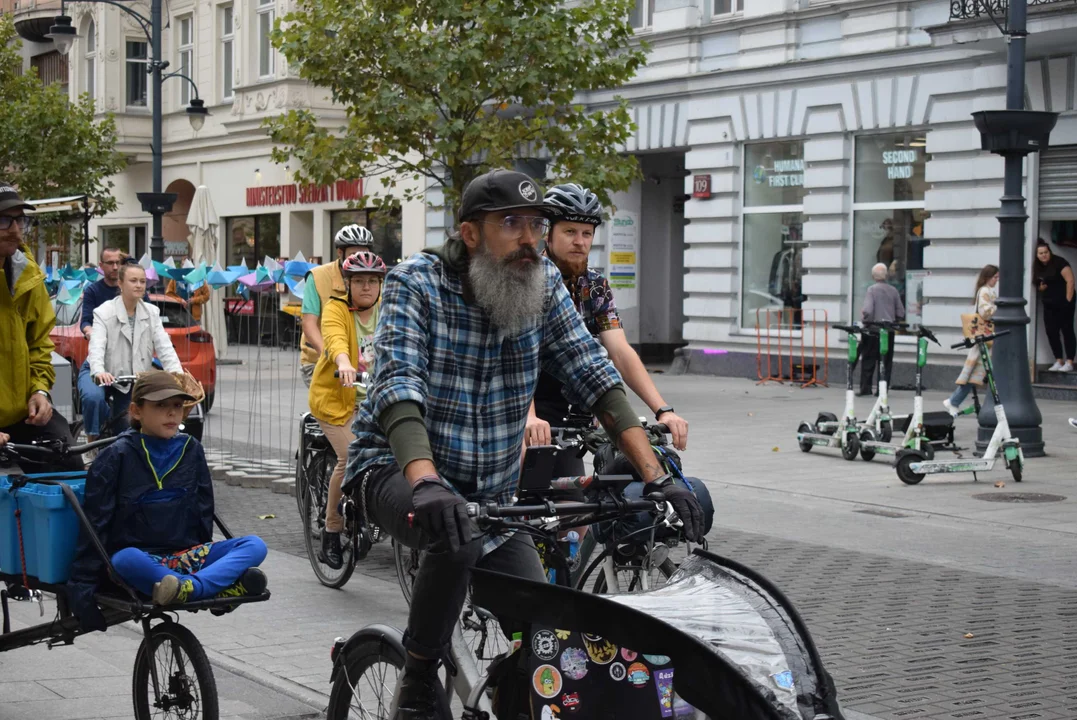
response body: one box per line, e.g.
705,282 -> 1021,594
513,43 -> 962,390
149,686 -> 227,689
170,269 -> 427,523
0,215 -> 31,232
100,260 -> 122,267
351,276 -> 382,287
479,215 -> 550,240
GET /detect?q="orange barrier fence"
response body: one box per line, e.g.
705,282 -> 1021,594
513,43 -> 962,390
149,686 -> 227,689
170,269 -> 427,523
755,308 -> 829,388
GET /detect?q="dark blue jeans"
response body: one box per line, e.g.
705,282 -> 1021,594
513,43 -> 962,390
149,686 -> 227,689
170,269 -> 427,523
77,361 -> 131,436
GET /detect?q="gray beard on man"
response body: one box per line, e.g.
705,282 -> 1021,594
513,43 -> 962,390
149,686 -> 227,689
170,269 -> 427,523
468,239 -> 546,336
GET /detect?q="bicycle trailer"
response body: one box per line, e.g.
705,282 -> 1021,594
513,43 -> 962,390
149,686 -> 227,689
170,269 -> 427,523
473,549 -> 844,720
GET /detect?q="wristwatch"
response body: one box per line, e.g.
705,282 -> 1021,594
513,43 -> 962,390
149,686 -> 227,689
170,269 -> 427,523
654,405 -> 674,421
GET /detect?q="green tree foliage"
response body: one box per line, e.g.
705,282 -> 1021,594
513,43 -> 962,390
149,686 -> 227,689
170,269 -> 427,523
0,16 -> 126,215
268,0 -> 646,213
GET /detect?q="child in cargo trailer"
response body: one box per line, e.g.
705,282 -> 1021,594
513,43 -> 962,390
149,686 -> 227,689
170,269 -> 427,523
67,371 -> 267,632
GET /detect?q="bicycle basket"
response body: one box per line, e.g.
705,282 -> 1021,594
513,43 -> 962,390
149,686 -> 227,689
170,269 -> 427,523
471,550 -> 843,720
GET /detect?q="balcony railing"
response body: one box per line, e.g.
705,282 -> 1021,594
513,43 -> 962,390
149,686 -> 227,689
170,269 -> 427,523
950,0 -> 1076,25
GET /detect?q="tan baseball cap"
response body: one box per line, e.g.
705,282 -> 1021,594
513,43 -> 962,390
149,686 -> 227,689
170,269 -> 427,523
132,371 -> 196,403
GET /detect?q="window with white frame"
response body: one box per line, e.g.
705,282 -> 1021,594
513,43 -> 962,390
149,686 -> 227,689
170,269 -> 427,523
851,133 -> 930,326
629,0 -> 654,29
126,40 -> 148,107
258,0 -> 275,79
714,0 -> 744,15
83,18 -> 96,100
221,4 -> 235,100
741,141 -> 807,328
177,16 -> 193,105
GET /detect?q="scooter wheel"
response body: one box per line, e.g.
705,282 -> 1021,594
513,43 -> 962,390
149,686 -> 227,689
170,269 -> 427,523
896,450 -> 926,485
1010,462 -> 1022,483
797,422 -> 813,453
859,430 -> 876,462
879,420 -> 892,444
815,412 -> 838,432
841,432 -> 860,461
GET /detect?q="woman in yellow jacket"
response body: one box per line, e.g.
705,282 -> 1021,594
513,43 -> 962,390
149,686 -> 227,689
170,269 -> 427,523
307,251 -> 386,569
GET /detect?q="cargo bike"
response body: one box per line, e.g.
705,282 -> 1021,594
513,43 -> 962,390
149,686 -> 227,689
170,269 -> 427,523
0,438 -> 270,720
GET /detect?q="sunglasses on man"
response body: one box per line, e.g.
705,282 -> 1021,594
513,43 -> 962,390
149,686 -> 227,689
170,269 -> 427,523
0,215 -> 31,232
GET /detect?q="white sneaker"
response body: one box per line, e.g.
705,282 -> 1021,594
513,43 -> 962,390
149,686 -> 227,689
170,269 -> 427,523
942,399 -> 959,417
1048,361 -> 1064,372
1068,418 -> 1077,429
1062,362 -> 1074,372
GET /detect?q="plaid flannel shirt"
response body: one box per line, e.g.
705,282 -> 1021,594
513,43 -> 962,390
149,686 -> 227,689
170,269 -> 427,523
348,250 -> 623,555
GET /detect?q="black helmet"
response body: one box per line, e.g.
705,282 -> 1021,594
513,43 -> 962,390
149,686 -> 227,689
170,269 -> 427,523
543,183 -> 603,227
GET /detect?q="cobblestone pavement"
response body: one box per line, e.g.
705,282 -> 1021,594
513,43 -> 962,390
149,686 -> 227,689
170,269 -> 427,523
212,480 -> 1077,720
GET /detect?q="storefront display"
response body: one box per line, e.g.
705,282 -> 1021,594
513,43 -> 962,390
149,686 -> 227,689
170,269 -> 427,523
852,133 -> 929,323
741,141 -> 807,328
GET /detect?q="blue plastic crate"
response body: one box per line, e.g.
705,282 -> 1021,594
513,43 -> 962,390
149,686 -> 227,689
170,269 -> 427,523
0,472 -> 87,584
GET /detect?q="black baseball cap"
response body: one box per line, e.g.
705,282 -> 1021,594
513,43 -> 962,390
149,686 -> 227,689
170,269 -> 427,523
458,169 -> 555,221
0,183 -> 32,214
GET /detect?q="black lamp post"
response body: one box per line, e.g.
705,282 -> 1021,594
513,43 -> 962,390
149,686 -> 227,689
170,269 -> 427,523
969,0 -> 1057,456
48,2 -> 209,264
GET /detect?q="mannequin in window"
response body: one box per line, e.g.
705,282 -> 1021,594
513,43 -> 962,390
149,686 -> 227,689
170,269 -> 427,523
875,218 -> 896,267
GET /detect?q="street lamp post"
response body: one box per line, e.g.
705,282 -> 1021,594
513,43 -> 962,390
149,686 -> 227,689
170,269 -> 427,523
48,0 -> 209,264
969,0 -> 1057,457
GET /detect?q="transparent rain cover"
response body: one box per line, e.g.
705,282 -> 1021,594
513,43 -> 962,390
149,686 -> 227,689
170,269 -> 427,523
605,554 -> 813,719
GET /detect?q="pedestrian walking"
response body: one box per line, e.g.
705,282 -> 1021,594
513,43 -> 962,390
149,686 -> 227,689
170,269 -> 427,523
858,262 -> 904,396
1032,240 -> 1075,372
943,264 -> 998,416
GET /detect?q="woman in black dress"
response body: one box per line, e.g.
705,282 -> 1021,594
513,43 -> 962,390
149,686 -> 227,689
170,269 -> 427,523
1033,240 -> 1076,372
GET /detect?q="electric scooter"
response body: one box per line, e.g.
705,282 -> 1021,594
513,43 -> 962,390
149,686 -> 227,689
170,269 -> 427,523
858,324 -> 940,462
796,324 -> 862,461
895,330 -> 1024,485
857,320 -> 903,443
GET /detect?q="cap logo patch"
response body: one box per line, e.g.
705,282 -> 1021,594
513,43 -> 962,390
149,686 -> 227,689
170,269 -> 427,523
518,181 -> 537,202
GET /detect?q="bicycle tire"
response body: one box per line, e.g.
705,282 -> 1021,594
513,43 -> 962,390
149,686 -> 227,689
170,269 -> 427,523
394,540 -> 421,606
583,548 -> 676,595
326,637 -> 405,720
302,450 -> 356,589
132,622 -> 218,720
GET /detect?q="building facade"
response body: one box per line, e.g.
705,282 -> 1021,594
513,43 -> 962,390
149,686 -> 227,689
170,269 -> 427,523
9,0 -> 1077,378
593,0 -> 1077,380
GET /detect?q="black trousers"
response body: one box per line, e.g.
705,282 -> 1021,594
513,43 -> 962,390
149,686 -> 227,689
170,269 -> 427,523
0,410 -> 83,474
363,463 -> 547,658
1042,301 -> 1077,360
857,331 -> 894,395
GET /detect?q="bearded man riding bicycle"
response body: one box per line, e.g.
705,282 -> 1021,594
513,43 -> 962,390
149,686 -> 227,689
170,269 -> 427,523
347,169 -> 704,720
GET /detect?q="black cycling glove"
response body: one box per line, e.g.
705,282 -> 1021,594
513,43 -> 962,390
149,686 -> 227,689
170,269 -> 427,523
411,478 -> 472,553
653,477 -> 705,543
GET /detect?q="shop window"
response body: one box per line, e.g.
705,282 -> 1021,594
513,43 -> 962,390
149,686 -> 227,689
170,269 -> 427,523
742,141 -> 807,328
226,214 -> 281,270
101,226 -> 146,258
330,207 -> 403,266
852,133 -> 930,325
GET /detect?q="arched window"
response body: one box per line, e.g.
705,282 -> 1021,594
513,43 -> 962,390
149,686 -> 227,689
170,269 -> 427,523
83,18 -> 96,101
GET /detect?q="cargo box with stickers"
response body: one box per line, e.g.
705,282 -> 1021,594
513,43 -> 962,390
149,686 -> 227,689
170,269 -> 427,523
474,549 -> 845,720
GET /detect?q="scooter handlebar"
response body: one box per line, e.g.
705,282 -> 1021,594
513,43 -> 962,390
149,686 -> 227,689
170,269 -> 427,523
919,326 -> 940,345
832,324 -> 859,334
950,330 -> 1010,349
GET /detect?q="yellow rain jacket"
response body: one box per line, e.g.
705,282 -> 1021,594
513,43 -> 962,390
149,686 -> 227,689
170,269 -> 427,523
0,247 -> 56,427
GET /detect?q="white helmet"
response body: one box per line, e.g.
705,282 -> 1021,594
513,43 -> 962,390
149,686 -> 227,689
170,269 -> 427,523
334,224 -> 375,249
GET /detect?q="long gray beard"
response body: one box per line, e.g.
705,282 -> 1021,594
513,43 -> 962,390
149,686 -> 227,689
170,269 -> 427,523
469,244 -> 546,337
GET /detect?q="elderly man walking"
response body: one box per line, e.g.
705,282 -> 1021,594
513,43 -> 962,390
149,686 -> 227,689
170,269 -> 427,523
858,262 -> 905,396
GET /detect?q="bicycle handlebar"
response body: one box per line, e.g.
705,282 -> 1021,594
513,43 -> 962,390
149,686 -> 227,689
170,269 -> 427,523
950,330 -> 1010,349
332,370 -> 370,388
93,374 -> 137,391
466,495 -> 662,521
2,436 -> 119,459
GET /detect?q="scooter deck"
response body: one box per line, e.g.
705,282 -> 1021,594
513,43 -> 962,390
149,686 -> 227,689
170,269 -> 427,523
911,458 -> 995,474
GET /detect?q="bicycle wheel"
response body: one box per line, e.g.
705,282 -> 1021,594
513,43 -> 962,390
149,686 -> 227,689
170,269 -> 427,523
132,622 -> 218,720
302,450 -> 356,589
394,540 -> 422,605
326,637 -> 405,720
584,546 -> 676,595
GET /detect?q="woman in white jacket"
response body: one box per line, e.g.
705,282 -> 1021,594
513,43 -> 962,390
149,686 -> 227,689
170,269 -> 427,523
84,262 -> 182,439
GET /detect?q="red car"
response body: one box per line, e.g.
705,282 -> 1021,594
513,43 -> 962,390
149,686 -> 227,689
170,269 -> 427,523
50,294 -> 218,412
